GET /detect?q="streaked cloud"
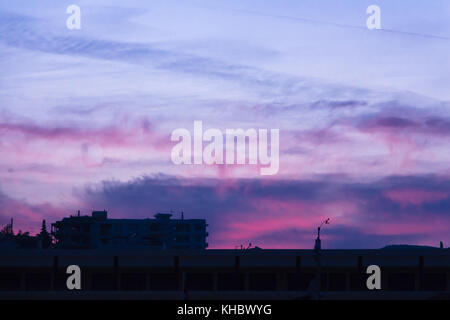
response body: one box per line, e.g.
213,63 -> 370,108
0,1 -> 449,248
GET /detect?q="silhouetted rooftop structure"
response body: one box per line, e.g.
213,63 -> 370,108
51,210 -> 208,250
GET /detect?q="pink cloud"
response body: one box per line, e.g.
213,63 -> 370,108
384,189 -> 448,206
0,192 -> 66,235
0,119 -> 170,150
214,199 -> 357,244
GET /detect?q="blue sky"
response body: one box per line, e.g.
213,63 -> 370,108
0,1 -> 449,248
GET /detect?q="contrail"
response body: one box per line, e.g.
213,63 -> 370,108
192,2 -> 450,41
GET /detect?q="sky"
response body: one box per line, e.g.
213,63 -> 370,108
0,0 -> 450,248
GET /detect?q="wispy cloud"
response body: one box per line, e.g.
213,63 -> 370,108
0,1 -> 449,248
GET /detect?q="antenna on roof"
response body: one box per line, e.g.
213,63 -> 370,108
181,211 -> 184,220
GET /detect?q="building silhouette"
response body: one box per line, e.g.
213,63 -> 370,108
0,246 -> 448,299
51,211 -> 208,250
1,213 -> 449,299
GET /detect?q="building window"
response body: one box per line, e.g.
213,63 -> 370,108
218,273 -> 245,291
287,273 -> 314,291
25,273 -> 51,291
149,223 -> 160,232
91,273 -> 115,291
350,273 -> 369,291
388,273 -> 415,291
175,235 -> 190,243
113,224 -> 122,234
328,273 -> 347,291
70,225 -> 81,233
186,273 -> 213,291
249,273 -> 276,291
423,273 -> 447,291
176,224 -> 190,232
0,273 -> 21,291
100,224 -> 112,235
54,272 -> 70,291
149,273 -> 178,291
128,224 -> 138,233
121,273 -> 146,291
147,237 -> 163,246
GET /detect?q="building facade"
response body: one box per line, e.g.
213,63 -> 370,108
51,211 -> 208,250
0,248 -> 448,299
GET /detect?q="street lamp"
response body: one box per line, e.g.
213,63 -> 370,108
312,218 -> 330,300
315,218 -> 330,251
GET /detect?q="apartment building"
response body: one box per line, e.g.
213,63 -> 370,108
51,211 -> 208,250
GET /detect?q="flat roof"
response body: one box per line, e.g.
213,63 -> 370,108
0,248 -> 448,257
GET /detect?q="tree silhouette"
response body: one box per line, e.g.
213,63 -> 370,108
0,220 -> 13,236
39,219 -> 52,249
13,230 -> 36,248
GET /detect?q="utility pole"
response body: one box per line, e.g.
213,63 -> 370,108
313,218 -> 330,300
